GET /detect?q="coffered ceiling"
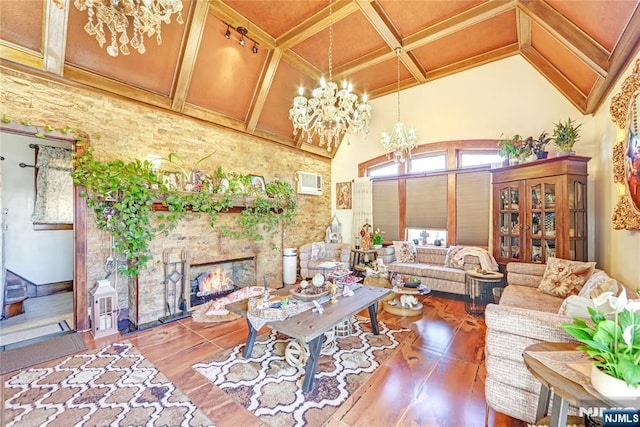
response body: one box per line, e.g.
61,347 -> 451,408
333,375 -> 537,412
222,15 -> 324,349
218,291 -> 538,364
1,0 -> 639,158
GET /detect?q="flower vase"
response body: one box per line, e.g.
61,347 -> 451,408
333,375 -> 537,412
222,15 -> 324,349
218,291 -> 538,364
536,151 -> 548,159
590,365 -> 640,399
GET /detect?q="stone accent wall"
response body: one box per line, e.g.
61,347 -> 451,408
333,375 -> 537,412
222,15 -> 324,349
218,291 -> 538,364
1,68 -> 333,327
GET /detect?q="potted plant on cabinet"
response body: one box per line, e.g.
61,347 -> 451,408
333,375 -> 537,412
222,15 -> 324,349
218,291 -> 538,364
562,288 -> 640,398
552,117 -> 582,155
498,134 -> 532,165
526,131 -> 552,159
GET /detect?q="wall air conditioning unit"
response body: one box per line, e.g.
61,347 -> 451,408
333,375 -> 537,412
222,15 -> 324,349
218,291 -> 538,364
297,171 -> 323,195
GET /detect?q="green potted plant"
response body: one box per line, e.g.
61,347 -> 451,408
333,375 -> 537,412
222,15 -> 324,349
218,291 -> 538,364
498,134 -> 532,165
562,288 -> 640,397
552,117 -> 582,155
526,131 -> 552,159
372,228 -> 385,248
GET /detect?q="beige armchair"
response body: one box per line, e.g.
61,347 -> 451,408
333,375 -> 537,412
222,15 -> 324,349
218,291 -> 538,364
299,242 -> 350,279
484,262 -> 578,424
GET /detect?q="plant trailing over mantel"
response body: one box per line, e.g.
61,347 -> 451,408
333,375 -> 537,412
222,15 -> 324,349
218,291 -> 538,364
71,145 -> 297,277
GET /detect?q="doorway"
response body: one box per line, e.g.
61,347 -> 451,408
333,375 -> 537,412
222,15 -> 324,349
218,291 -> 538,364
0,125 -> 87,343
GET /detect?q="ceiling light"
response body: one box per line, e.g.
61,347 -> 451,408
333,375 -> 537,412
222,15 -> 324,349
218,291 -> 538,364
225,25 -> 231,39
73,0 -> 184,57
237,26 -> 247,47
289,0 -> 371,152
380,48 -> 417,164
252,42 -> 258,54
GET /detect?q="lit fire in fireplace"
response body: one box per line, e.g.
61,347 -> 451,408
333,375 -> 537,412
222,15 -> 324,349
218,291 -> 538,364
196,268 -> 235,297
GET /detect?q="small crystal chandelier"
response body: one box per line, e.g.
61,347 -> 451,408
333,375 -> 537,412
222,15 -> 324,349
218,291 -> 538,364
380,48 -> 417,164
289,0 -> 371,152
73,0 -> 184,57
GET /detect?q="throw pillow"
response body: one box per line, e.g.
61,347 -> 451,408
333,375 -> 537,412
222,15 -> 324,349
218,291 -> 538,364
578,271 -> 619,299
393,240 -> 417,263
538,257 -> 596,298
311,242 -> 326,260
558,295 -> 595,319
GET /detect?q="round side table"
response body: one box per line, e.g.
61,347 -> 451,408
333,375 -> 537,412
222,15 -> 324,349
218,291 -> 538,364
465,270 -> 504,315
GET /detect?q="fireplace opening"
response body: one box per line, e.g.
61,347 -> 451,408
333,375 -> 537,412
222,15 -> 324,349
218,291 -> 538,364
189,257 -> 255,308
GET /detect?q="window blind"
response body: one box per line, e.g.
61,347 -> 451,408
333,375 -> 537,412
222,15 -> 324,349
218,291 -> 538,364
405,175 -> 448,229
456,171 -> 490,246
372,180 -> 399,241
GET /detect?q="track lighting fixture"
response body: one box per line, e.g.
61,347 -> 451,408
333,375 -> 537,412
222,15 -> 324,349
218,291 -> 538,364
222,22 -> 259,55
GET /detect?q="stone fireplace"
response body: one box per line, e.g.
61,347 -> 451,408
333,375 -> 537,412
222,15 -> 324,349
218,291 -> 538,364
118,213 -> 284,330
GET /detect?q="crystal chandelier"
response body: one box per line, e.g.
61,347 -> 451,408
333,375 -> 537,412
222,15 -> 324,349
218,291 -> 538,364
73,0 -> 184,57
289,0 -> 371,152
380,48 -> 417,164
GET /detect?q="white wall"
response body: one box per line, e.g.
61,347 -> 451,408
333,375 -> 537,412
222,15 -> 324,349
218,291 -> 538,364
333,55 -> 599,254
590,51 -> 640,290
0,133 -> 74,284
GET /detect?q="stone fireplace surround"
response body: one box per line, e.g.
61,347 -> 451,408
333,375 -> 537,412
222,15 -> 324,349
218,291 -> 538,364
112,214 -> 285,330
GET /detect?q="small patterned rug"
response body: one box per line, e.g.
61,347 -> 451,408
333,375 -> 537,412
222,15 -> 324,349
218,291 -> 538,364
3,342 -> 213,427
193,318 -> 411,427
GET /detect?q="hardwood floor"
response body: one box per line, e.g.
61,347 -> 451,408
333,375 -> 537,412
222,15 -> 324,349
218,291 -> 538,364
0,292 -> 74,335
79,291 -> 526,427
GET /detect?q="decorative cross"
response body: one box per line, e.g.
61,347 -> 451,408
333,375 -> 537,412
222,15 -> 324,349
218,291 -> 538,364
420,230 -> 429,244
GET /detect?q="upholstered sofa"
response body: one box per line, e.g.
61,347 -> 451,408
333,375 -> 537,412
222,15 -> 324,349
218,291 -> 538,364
298,242 -> 350,279
484,261 -> 633,424
377,244 -> 487,295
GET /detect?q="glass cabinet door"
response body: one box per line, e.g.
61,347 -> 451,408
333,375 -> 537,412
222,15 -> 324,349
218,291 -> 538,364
526,181 -> 556,263
498,185 -> 521,261
568,179 -> 587,260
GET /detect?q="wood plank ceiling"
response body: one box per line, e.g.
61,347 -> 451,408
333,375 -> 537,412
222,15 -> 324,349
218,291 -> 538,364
1,0 -> 639,158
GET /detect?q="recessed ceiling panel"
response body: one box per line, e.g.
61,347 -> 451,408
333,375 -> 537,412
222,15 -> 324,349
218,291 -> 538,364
291,11 -> 387,72
546,0 -> 636,51
223,0 -> 326,38
187,17 -> 268,122
531,22 -> 598,96
412,10 -> 517,71
378,0 -> 484,38
256,60 -> 315,138
65,0 -> 191,96
0,0 -> 43,52
347,56 -> 414,96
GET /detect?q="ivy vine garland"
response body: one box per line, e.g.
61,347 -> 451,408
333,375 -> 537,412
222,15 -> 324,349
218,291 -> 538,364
71,146 -> 297,277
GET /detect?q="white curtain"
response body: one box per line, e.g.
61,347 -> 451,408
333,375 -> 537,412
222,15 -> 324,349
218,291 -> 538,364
351,177 -> 372,246
31,146 -> 73,224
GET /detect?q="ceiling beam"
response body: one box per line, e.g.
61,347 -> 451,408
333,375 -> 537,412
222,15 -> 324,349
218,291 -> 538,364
246,48 -> 283,132
355,0 -> 425,83
43,0 -> 69,75
281,50 -> 323,81
516,6 -> 532,49
521,45 -> 587,113
0,43 -> 43,70
518,0 -> 609,78
403,0 -> 516,51
63,64 -> 173,109
210,1 -> 276,48
277,1 -> 361,51
426,44 -> 519,82
171,0 -> 210,112
585,6 -> 640,113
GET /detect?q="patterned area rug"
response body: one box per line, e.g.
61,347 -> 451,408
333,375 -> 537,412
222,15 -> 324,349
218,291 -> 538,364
193,318 -> 411,427
3,342 -> 213,427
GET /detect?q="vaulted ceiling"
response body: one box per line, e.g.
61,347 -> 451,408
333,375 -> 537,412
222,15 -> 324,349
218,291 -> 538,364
1,0 -> 639,158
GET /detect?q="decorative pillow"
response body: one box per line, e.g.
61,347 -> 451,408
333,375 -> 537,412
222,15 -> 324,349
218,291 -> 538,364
311,242 -> 326,260
558,295 -> 595,319
538,257 -> 596,298
578,271 -> 619,299
393,240 -> 417,263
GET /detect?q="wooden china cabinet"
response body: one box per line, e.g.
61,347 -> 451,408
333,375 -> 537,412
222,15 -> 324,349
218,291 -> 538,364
490,156 -> 590,268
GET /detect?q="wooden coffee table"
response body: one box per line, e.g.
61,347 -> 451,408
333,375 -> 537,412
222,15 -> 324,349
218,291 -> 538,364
226,284 -> 391,392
